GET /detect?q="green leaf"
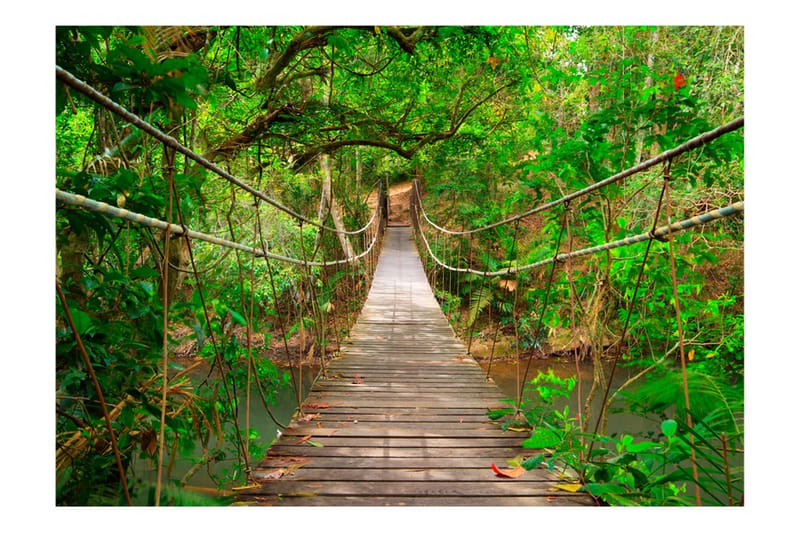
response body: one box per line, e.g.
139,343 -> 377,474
486,407 -> 515,420
522,428 -> 561,449
228,309 -> 247,326
625,440 -> 661,453
522,454 -> 545,470
662,419 -> 678,438
68,307 -> 94,336
583,483 -> 627,496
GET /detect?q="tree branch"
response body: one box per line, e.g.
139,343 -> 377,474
256,26 -> 338,93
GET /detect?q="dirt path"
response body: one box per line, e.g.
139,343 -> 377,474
368,181 -> 413,226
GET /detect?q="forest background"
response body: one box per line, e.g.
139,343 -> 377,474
4,0 -> 799,530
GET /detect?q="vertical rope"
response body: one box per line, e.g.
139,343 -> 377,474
587,171 -> 671,457
663,167 -> 702,505
461,232 -> 478,336
485,242 -> 500,380
518,205 -> 569,405
506,220 -> 522,408
564,202 -> 585,457
245,212 -> 258,468
56,282 -> 132,506
256,205 -> 304,415
170,178 -> 251,480
298,220 -> 327,378
154,151 -> 174,506
225,183 -> 254,468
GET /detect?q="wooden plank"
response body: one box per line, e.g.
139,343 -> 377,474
241,480 -> 583,498
254,467 -> 565,483
236,494 -> 592,506
269,436 -> 527,447
279,427 -> 520,438
255,456 -> 557,471
236,227 -> 594,507
265,446 -> 529,458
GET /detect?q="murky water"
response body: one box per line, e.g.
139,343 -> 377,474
129,364 -> 318,503
478,356 -> 658,437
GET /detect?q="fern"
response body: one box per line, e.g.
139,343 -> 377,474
466,283 -> 494,328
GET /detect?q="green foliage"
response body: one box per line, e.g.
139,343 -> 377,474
492,364 -> 744,506
56,25 -> 743,506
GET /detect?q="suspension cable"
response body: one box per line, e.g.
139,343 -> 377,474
56,65 -> 382,237
414,191 -> 743,277
56,188 -> 383,268
414,117 -> 743,236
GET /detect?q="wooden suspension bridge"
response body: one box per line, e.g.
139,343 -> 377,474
236,225 -> 595,506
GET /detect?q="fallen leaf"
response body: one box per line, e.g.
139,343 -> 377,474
554,483 -> 582,493
298,413 -> 320,422
306,440 -> 324,447
297,435 -> 313,444
491,463 -> 525,478
231,483 -> 262,491
258,469 -> 287,481
303,402 -> 333,409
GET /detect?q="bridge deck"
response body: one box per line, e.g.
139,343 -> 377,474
237,226 -> 594,506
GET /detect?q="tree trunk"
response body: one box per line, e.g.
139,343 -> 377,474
318,154 -> 355,259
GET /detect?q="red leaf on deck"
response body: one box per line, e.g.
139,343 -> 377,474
491,463 -> 525,478
297,435 -> 313,444
303,402 -> 333,409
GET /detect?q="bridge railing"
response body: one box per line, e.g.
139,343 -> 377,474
411,116 -> 743,390
55,66 -> 386,504
410,118 -> 744,503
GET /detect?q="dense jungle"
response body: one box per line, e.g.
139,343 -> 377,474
54,25 -> 744,508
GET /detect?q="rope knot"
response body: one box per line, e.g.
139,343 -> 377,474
648,229 -> 669,242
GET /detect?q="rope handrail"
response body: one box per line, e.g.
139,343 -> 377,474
414,116 -> 744,236
56,188 -> 384,268
56,65 -> 377,237
415,199 -> 744,277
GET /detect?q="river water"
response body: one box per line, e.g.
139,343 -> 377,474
478,357 -> 656,437
131,354 -> 725,503
129,364 -> 317,504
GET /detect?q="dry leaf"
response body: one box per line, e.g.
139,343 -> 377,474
491,463 -> 525,478
498,279 -> 517,292
230,483 -> 262,491
297,435 -> 313,444
259,468 -> 287,480
554,483 -> 582,493
303,402 -> 333,409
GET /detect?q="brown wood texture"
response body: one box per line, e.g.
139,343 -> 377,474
237,226 -> 595,506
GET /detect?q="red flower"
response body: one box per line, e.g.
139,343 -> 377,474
674,73 -> 687,90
